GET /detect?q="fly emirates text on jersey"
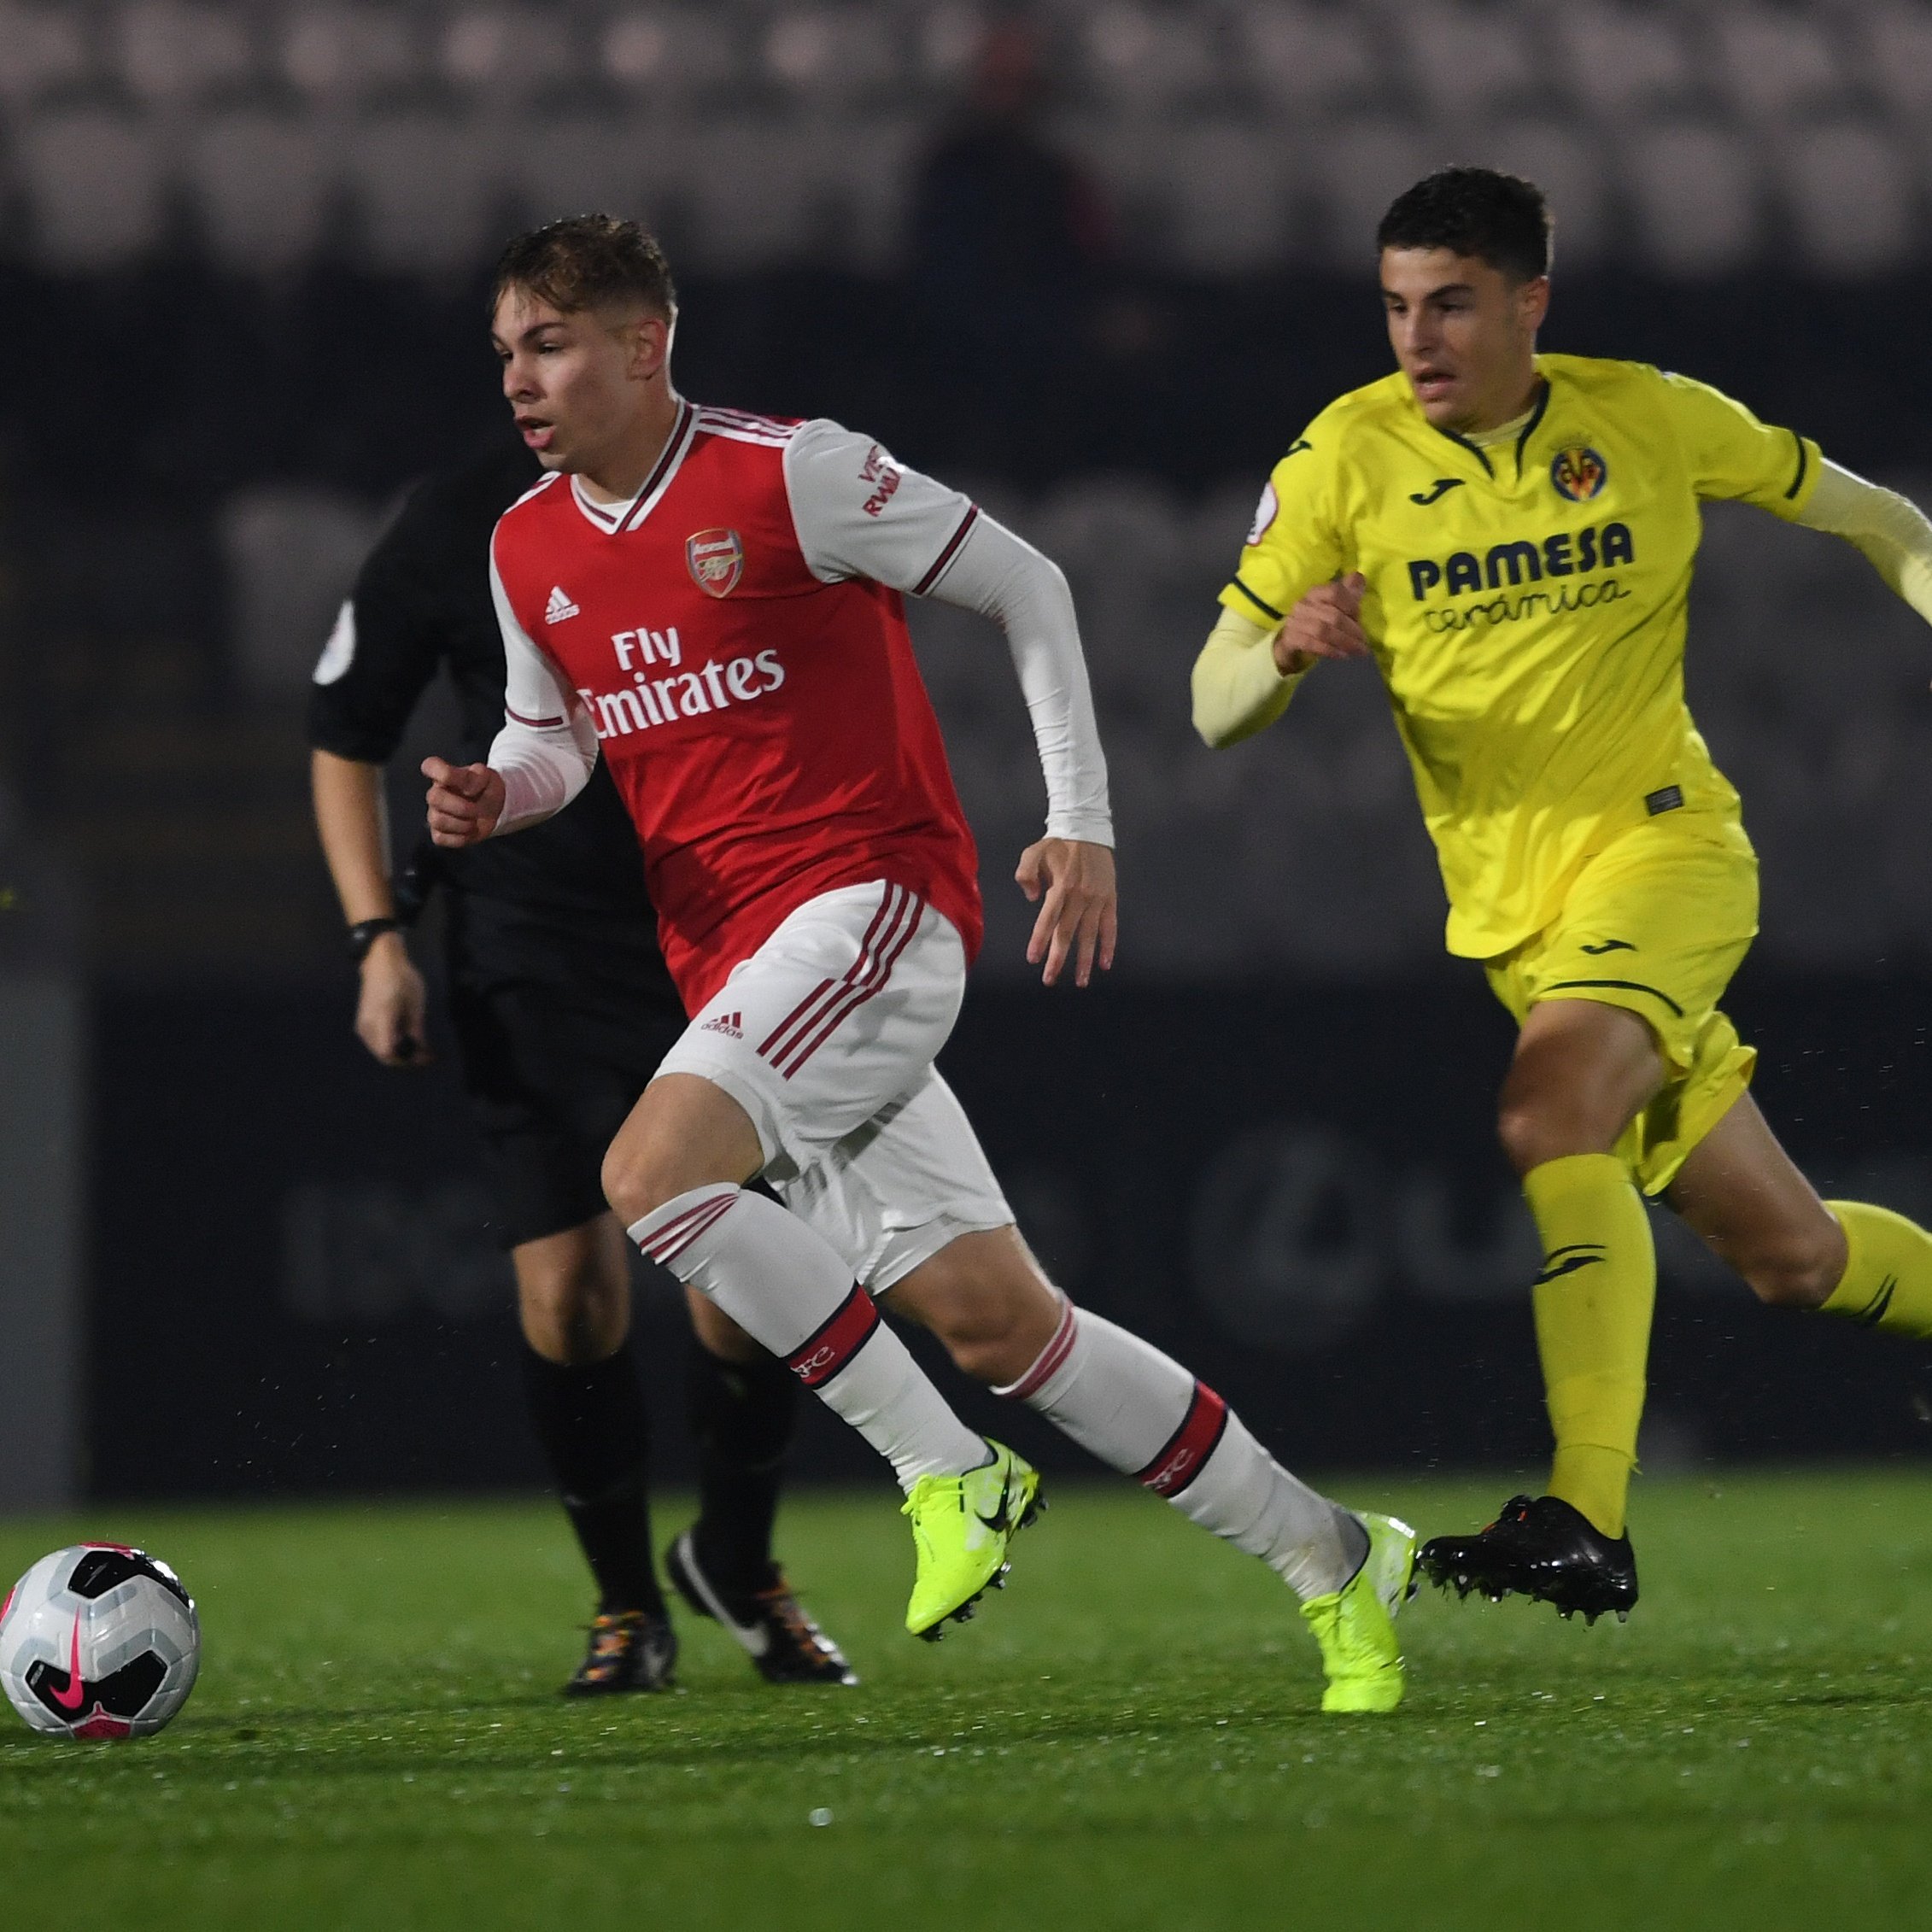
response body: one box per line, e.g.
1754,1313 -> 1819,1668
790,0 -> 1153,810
580,625 -> 787,741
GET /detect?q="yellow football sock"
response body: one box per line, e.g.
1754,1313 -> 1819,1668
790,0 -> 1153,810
1524,1153 -> 1655,1540
1820,1200 -> 1932,1338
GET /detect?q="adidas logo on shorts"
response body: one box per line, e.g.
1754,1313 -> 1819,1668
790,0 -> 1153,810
545,585 -> 580,624
701,1010 -> 744,1039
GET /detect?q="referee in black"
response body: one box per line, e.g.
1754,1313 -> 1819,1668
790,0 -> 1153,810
307,439 -> 852,1694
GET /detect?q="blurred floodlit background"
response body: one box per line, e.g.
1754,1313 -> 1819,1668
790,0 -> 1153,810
3,1 -> 1931,1508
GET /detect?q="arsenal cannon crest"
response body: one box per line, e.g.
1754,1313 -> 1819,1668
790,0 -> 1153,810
686,527 -> 745,597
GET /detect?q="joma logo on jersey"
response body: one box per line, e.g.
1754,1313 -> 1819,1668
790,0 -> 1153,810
686,528 -> 744,598
1550,446 -> 1609,501
1407,522 -> 1635,600
577,651 -> 787,742
611,627 -> 681,670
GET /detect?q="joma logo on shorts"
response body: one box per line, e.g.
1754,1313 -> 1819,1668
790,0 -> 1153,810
1408,522 -> 1635,600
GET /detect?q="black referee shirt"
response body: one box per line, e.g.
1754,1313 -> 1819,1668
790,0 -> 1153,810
305,442 -> 659,934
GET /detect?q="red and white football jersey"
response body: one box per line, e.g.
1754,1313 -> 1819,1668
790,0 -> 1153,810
489,403 -> 987,1010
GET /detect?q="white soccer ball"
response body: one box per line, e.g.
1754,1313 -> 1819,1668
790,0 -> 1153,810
0,1544 -> 201,1739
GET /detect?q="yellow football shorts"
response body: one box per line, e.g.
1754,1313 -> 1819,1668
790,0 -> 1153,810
1483,811 -> 1759,1195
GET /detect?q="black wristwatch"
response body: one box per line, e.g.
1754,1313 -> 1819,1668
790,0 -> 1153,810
346,916 -> 402,963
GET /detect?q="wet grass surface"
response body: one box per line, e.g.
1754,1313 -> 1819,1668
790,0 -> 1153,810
3,1472 -> 1928,1929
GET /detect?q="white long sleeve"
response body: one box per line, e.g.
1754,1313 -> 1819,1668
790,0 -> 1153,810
488,545 -> 599,834
918,516 -> 1113,846
783,419 -> 1113,846
1793,460 -> 1932,630
488,709 -> 599,834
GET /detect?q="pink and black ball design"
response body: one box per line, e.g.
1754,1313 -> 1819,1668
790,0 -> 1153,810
0,1543 -> 200,1740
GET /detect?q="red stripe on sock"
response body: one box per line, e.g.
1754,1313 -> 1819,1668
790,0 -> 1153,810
785,1286 -> 881,1388
640,1191 -> 736,1265
1007,1298 -> 1078,1402
1136,1383 -> 1230,1498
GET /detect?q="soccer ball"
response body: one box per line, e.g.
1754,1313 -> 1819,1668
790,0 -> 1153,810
0,1544 -> 201,1740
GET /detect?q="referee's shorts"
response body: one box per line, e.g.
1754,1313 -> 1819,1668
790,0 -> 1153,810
443,892 -> 686,1250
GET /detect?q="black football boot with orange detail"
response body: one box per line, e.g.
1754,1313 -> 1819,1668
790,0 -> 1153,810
1418,1494 -> 1639,1625
667,1531 -> 858,1685
563,1608 -> 678,1695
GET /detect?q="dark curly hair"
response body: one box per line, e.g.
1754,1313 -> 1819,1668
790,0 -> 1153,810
492,214 -> 677,319
1377,167 -> 1552,283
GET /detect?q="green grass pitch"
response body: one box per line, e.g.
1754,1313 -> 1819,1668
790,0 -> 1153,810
3,1472 -> 1928,1930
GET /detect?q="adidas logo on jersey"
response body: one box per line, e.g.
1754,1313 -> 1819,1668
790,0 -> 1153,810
545,585 -> 580,624
701,1011 -> 745,1039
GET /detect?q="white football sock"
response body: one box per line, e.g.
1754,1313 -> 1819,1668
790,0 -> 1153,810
998,1300 -> 1360,1600
630,1185 -> 985,1491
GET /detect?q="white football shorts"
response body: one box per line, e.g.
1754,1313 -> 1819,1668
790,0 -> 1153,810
655,880 -> 1014,1290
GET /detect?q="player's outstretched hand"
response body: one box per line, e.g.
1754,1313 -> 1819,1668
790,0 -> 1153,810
1274,571 -> 1370,674
355,935 -> 431,1068
423,757 -> 506,848
1016,837 -> 1118,989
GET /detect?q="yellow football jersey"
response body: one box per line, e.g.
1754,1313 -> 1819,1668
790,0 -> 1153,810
1214,353 -> 1820,959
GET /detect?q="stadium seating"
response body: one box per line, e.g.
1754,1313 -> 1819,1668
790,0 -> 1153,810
1777,119 -> 1918,278
1619,120 -> 1763,276
341,109 -> 506,275
0,0 -> 1925,279
15,104 -> 172,269
277,3 -> 419,102
1546,1 -> 1699,122
185,108 -> 335,271
116,0 -> 255,106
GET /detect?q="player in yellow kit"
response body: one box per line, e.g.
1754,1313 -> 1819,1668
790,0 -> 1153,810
1193,167 -> 1932,1621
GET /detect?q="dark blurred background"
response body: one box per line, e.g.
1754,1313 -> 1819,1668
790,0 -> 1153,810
3,0 -> 1932,1508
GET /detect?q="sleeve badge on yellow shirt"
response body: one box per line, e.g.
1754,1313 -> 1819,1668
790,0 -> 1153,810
1550,447 -> 1608,501
1246,482 -> 1279,547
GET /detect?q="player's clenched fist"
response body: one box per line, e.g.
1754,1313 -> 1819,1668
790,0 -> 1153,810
423,756 -> 506,847
1016,837 -> 1118,989
1274,571 -> 1371,675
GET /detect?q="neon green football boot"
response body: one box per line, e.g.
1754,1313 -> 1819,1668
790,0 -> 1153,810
902,1442 -> 1043,1640
1299,1512 -> 1417,1714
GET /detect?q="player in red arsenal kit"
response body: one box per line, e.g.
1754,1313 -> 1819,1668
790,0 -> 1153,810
486,396 -> 988,1009
426,217 -> 1416,1712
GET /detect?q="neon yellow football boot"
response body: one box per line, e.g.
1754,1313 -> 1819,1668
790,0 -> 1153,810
1299,1512 -> 1417,1714
902,1442 -> 1042,1640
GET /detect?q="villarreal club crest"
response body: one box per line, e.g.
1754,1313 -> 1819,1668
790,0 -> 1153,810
1550,446 -> 1608,502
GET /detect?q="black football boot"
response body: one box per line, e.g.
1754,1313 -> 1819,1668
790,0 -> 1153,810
667,1530 -> 858,1685
1417,1494 -> 1639,1624
563,1608 -> 678,1695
